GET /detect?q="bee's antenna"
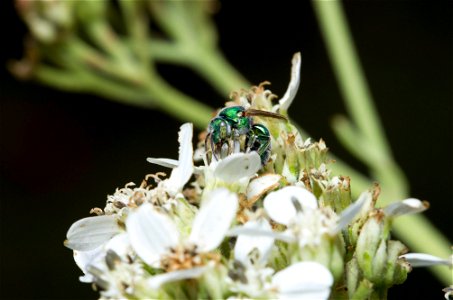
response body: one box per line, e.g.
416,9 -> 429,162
245,109 -> 288,121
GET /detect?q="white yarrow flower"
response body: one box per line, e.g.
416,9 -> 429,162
234,218 -> 275,267
73,233 -> 130,272
263,186 -> 318,226
230,222 -> 333,300
263,186 -> 367,247
126,188 -> 238,287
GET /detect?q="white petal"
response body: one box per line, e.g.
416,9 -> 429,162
282,160 -> 298,184
126,203 -> 179,266
278,52 -> 301,112
193,166 -> 204,175
383,198 -> 429,217
246,174 -> 281,203
443,286 -> 453,300
272,262 -> 333,300
214,152 -> 261,183
399,253 -> 452,267
146,158 -> 179,169
234,219 -> 275,266
189,188 -> 238,252
104,232 -> 130,257
147,267 -> 207,289
334,192 -> 370,234
166,123 -> 194,195
193,147 -> 205,162
73,233 -> 130,284
228,225 -> 294,243
73,246 -> 104,282
65,215 -> 120,251
264,186 -> 318,226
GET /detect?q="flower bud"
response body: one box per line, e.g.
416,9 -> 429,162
384,240 -> 410,286
346,191 -> 375,248
346,257 -> 360,297
299,139 -> 328,172
346,257 -> 373,299
16,0 -> 75,43
293,214 -> 345,281
356,213 -> 385,281
356,212 -> 410,289
322,176 -> 353,213
281,134 -> 300,184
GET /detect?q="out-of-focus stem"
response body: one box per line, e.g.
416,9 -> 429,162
312,0 -> 451,284
312,1 -> 390,156
37,64 -> 212,128
187,48 -> 250,97
35,66 -> 153,106
144,73 -> 213,128
149,42 -> 249,98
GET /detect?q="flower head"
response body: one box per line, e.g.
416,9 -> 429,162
263,186 -> 366,248
62,53 -> 449,299
230,219 -> 334,300
126,188 -> 238,287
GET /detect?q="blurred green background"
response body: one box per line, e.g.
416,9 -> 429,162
1,1 -> 451,299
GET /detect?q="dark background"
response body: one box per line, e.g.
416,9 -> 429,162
1,1 -> 451,299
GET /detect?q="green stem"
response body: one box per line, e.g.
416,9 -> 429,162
35,66 -> 154,107
67,38 -> 144,85
149,41 -> 250,98
36,64 -> 213,128
144,74 -> 213,128
146,0 -> 250,98
149,41 -> 189,64
313,1 -> 390,156
187,48 -> 250,97
118,0 -> 152,72
88,21 -> 132,67
351,279 -> 373,300
312,0 -> 452,285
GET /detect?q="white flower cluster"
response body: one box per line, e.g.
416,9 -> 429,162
64,53 -> 450,299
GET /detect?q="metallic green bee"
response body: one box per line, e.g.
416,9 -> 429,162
205,106 -> 286,165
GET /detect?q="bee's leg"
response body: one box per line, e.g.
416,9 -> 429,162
233,137 -> 241,154
260,139 -> 271,163
220,141 -> 229,158
209,133 -> 221,163
231,129 -> 241,154
260,147 -> 271,166
204,132 -> 212,165
245,135 -> 256,153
